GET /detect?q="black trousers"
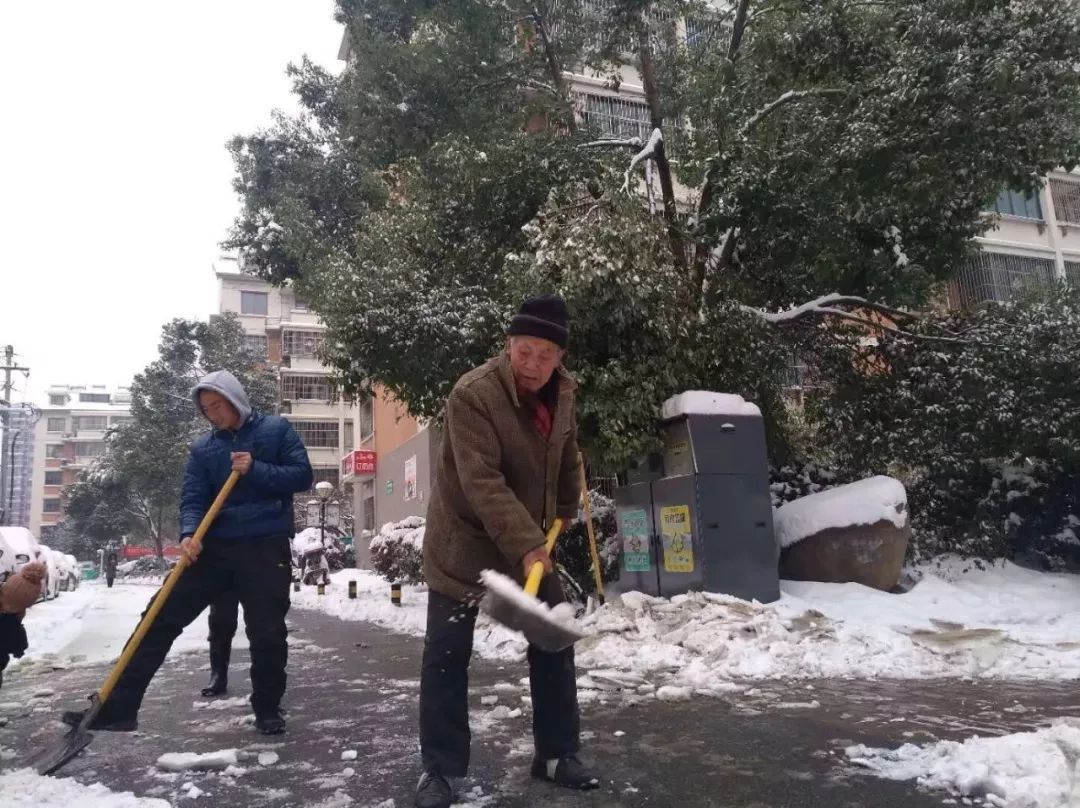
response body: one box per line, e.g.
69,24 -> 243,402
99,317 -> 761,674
105,537 -> 291,718
419,576 -> 581,777
208,589 -> 240,650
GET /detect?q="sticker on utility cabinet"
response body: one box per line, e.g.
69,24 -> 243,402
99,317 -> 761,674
618,508 -> 651,572
660,505 -> 695,573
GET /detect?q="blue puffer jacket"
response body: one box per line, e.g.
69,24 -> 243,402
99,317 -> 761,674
180,371 -> 314,542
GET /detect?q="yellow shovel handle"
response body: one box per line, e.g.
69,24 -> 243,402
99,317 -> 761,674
97,470 -> 241,705
523,518 -> 564,598
578,453 -> 605,600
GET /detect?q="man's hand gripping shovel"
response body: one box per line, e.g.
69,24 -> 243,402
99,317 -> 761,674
479,519 -> 589,652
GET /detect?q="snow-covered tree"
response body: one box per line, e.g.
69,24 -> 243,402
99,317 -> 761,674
810,286 -> 1080,567
227,0 -> 1080,469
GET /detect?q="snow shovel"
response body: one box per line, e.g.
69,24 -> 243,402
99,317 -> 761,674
27,471 -> 241,776
577,453 -> 606,611
479,518 -> 588,653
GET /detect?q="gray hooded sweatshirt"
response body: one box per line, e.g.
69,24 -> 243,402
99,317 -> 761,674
191,370 -> 253,427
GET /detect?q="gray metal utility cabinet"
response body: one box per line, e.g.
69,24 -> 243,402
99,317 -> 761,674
612,391 -> 780,603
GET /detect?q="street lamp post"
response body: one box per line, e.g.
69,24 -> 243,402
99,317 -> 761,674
315,481 -> 334,555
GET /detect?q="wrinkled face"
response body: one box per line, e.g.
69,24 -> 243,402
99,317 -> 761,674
507,335 -> 564,394
199,390 -> 240,431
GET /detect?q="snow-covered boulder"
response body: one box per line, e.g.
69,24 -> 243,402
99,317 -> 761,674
776,476 -> 910,592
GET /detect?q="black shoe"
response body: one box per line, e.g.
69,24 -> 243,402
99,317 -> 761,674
61,708 -> 138,732
531,755 -> 600,790
200,671 -> 227,698
415,771 -> 454,808
255,710 -> 286,735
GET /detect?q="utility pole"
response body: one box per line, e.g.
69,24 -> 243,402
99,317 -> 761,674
0,345 -> 31,525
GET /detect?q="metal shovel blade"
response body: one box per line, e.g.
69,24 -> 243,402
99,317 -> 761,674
25,720 -> 95,775
480,571 -> 588,653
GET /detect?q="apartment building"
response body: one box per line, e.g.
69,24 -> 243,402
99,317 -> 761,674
0,404 -> 37,529
951,170 -> 1080,307
29,385 -> 132,538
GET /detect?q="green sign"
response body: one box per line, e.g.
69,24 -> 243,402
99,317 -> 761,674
386,480 -> 394,495
618,508 -> 651,572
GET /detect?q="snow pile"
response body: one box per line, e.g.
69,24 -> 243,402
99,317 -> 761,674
774,475 -> 908,549
0,768 -> 169,807
846,720 -> 1080,808
156,748 -> 238,772
661,390 -> 762,420
297,560 -> 1080,684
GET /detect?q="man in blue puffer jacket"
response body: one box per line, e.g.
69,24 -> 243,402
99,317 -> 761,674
63,370 -> 312,735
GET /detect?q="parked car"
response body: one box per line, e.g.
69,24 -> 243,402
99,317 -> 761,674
38,546 -> 64,600
79,560 -> 99,581
0,526 -> 45,579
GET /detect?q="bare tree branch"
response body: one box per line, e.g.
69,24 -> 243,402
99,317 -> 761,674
741,88 -> 847,137
622,128 -> 663,195
739,294 -> 968,344
581,137 -> 643,149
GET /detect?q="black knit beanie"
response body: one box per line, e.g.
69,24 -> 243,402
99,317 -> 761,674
506,294 -> 569,349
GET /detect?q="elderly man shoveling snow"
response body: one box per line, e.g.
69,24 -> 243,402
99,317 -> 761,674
415,294 -> 598,808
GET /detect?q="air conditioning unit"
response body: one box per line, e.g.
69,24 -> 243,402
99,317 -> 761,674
280,400 -> 292,414
280,355 -> 291,368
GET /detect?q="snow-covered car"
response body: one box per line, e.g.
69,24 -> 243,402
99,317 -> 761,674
38,545 -> 64,600
56,552 -> 80,591
0,526 -> 46,579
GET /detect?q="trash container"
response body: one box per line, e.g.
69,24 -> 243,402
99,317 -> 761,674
611,392 -> 780,603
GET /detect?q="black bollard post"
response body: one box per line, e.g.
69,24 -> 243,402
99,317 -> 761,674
390,582 -> 402,607
348,579 -> 357,599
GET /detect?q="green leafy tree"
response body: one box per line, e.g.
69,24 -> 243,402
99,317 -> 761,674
226,0 -> 1080,470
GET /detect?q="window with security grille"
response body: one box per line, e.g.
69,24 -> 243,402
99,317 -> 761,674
46,444 -> 64,459
359,397 -> 374,442
43,499 -> 61,513
987,188 -> 1043,221
578,92 -> 651,141
290,420 -> 340,448
282,330 -> 324,358
74,416 -> 108,431
75,441 -> 106,458
47,418 -> 66,433
1066,261 -> 1080,286
949,252 -> 1056,308
282,373 -> 331,402
49,394 -> 67,406
686,14 -> 729,49
45,471 -> 62,486
243,334 -> 268,357
79,392 -> 111,403
1050,177 -> 1080,225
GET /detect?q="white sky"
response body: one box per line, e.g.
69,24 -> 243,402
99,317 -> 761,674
0,1 -> 343,404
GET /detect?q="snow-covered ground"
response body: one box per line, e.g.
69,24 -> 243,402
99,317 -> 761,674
9,581 -> 247,673
295,557 -> 1080,687
847,719 -> 1080,808
0,768 -> 170,807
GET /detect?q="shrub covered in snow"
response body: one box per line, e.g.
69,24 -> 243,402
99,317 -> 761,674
769,462 -> 845,508
810,288 -> 1080,567
370,517 -> 426,584
553,490 -> 619,597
